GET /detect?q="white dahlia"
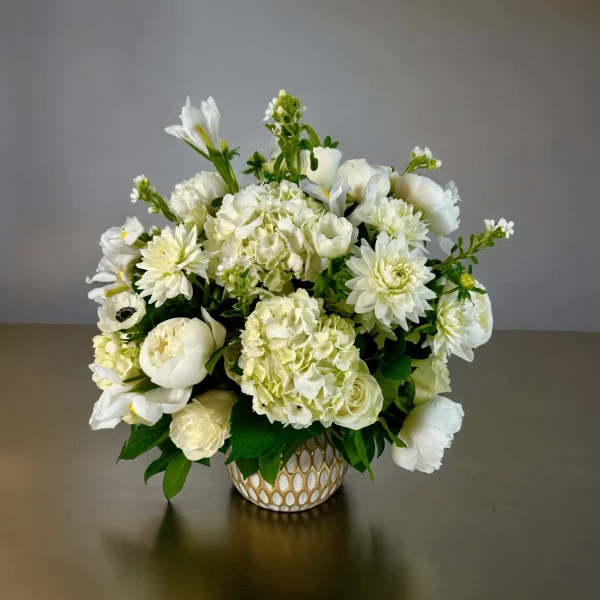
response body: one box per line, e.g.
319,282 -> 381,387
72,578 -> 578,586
137,224 -> 208,307
204,181 -> 325,299
351,197 -> 430,251
346,233 -> 436,330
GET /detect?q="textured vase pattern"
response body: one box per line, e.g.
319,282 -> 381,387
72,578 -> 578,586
228,435 -> 348,512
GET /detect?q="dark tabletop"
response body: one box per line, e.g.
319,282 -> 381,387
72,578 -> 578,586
0,325 -> 597,599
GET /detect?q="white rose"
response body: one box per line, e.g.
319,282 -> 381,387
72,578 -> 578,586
169,390 -> 237,460
392,174 -> 460,236
139,309 -> 226,388
336,159 -> 390,203
333,361 -> 383,429
412,356 -> 451,404
313,213 -> 356,259
301,146 -> 343,189
169,172 -> 227,231
392,395 -> 464,474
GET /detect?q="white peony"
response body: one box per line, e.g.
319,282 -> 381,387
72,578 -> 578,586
89,367 -> 191,429
301,146 -> 343,189
137,224 -> 208,307
140,310 -> 226,388
349,196 -> 430,251
313,213 -> 356,259
430,281 -> 492,361
391,395 -> 464,473
411,356 -> 451,404
332,361 -> 383,429
169,172 -> 228,231
346,233 -> 436,329
392,174 -> 460,237
336,159 -> 390,203
91,332 -> 141,390
97,292 -> 146,333
165,96 -> 221,153
169,390 -> 237,460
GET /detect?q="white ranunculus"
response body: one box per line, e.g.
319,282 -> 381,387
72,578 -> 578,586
313,213 -> 356,259
169,390 -> 237,460
392,395 -> 464,473
97,292 -> 146,333
411,356 -> 451,404
139,309 -> 226,388
332,361 -> 383,429
301,146 -> 343,189
336,159 -> 391,203
169,172 -> 228,231
165,96 -> 221,153
392,174 -> 460,236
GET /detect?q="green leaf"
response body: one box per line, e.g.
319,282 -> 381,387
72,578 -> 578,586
379,353 -> 412,382
355,333 -> 378,362
205,345 -> 227,375
194,457 -> 211,466
235,457 -> 260,479
144,449 -> 176,484
374,425 -> 386,458
119,417 -> 171,461
259,452 -> 282,486
378,417 -> 406,448
303,124 -> 320,147
162,451 -> 192,500
353,430 -> 375,480
280,423 -> 325,465
384,330 -> 406,358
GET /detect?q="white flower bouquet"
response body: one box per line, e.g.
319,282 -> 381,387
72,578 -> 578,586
88,90 -> 513,501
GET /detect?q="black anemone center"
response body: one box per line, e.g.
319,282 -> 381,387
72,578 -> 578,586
116,307 -> 136,323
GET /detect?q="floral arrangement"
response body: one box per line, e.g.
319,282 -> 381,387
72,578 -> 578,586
87,90 -> 513,499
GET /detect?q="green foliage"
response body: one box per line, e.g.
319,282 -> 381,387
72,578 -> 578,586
118,416 -> 171,461
134,177 -> 178,222
205,346 -> 228,375
163,451 -> 192,500
259,452 -> 281,486
144,446 -> 177,483
312,257 -> 352,300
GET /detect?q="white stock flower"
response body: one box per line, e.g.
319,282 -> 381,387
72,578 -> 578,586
169,172 -> 228,231
97,292 -> 146,333
204,181 -> 325,297
170,390 -> 237,460
497,218 -> 515,238
239,289 -> 379,429
392,174 -> 460,237
412,355 -> 451,404
332,361 -> 383,429
91,333 -> 141,390
301,146 -> 343,189
88,367 -> 191,429
350,196 -> 430,251
430,281 -> 492,361
165,96 -> 221,153
313,213 -> 356,259
336,159 -> 391,203
140,310 -> 226,389
346,233 -> 436,329
392,395 -> 464,474
137,224 -> 208,307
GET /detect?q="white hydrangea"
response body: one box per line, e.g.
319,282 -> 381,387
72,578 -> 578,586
137,224 -> 208,307
204,181 -> 326,299
351,197 -> 430,251
169,171 -> 227,232
91,333 -> 141,390
346,233 -> 436,330
239,289 -> 382,429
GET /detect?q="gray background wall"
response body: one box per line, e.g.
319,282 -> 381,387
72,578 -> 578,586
1,0 -> 599,330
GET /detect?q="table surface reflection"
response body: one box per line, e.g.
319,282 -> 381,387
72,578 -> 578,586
0,325 -> 598,599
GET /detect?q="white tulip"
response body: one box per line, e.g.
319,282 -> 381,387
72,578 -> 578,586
335,159 -> 391,203
313,213 -> 356,259
165,96 -> 221,153
301,146 -> 343,189
169,390 -> 237,460
97,292 -> 146,333
392,174 -> 460,236
139,309 -> 226,388
392,395 -> 464,473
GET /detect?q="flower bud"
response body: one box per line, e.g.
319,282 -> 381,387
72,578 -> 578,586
459,273 -> 476,290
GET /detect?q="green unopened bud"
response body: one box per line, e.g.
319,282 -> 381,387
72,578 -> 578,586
220,140 -> 229,152
459,273 -> 476,290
